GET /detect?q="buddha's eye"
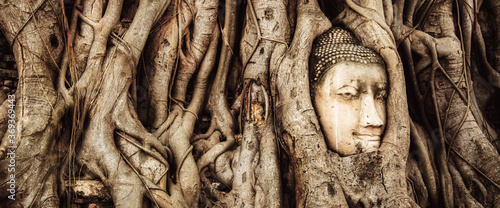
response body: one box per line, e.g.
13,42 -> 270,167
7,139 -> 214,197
375,90 -> 387,100
336,86 -> 358,100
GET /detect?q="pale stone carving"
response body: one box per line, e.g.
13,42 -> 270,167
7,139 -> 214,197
310,28 -> 387,156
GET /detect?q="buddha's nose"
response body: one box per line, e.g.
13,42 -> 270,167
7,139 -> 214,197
359,94 -> 384,128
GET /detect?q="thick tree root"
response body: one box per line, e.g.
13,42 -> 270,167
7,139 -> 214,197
410,121 -> 439,207
338,1 -> 412,206
196,0 -> 238,173
413,1 -> 500,204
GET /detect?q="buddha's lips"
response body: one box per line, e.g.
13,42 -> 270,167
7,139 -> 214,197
352,132 -> 382,141
355,135 -> 380,142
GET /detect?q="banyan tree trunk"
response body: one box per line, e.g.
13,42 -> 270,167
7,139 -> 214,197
0,0 -> 66,207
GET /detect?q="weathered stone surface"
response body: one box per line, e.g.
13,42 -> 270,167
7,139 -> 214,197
66,180 -> 112,199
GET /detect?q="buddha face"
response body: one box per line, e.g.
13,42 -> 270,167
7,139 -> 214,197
313,62 -> 387,156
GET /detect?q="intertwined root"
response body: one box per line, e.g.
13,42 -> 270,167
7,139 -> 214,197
114,95 -> 169,166
68,0 -> 177,206
396,0 -> 500,206
77,89 -> 184,207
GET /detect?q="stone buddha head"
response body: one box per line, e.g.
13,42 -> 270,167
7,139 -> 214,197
310,28 -> 388,156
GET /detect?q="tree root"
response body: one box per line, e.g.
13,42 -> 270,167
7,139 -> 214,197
0,1 -> 68,207
71,1 -> 177,207
114,95 -> 169,165
214,150 -> 234,186
200,167 -> 225,201
172,0 -> 218,103
406,159 -> 428,207
473,19 -> 500,89
154,110 -> 180,139
193,129 -> 221,158
145,7 -> 179,130
191,119 -> 215,143
196,0 -> 238,173
57,0 -> 82,109
448,161 -> 484,207
0,98 -> 11,159
430,54 -> 455,208
201,81 -> 280,207
149,18 -> 221,207
410,120 -> 439,207
270,0 -> 341,206
197,133 -> 236,171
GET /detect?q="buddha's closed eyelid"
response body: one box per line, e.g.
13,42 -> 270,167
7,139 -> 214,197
375,90 -> 387,100
335,85 -> 359,99
337,83 -> 359,90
